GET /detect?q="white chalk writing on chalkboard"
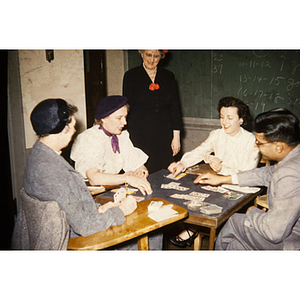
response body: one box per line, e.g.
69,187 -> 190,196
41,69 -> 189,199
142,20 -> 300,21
126,50 -> 300,118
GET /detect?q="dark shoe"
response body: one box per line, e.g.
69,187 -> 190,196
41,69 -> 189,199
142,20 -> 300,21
170,229 -> 198,247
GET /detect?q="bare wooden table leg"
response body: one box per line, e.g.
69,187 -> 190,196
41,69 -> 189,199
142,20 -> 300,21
193,233 -> 202,250
137,235 -> 149,250
208,228 -> 216,250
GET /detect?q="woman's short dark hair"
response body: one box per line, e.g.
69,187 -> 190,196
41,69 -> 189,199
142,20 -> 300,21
66,103 -> 78,124
217,96 -> 251,126
255,108 -> 300,146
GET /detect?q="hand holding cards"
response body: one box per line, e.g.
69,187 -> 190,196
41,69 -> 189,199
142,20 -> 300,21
118,195 -> 137,216
113,188 -> 137,216
114,187 -> 126,203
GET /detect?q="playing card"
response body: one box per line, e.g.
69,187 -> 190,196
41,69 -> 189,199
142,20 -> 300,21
200,204 -> 223,215
216,187 -> 230,193
164,173 -> 187,180
201,185 -> 229,194
176,186 -> 189,191
161,182 -> 189,191
201,185 -> 216,191
148,200 -> 164,212
170,193 -> 206,202
112,187 -> 138,194
170,193 -> 184,199
189,191 -> 210,198
223,192 -> 243,200
114,188 -> 126,203
184,201 -> 205,211
184,195 -> 205,201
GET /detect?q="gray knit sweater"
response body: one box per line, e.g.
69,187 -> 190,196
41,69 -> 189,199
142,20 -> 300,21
23,140 -> 126,238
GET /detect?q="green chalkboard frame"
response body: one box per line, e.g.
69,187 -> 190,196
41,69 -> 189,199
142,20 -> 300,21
127,50 -> 300,120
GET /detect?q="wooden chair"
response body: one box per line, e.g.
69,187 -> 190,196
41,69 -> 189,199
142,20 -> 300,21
11,188 -> 70,250
254,194 -> 268,209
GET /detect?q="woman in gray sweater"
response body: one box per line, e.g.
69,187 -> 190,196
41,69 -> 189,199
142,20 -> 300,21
22,98 -> 135,239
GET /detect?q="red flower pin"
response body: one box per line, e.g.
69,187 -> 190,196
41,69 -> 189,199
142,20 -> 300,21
149,83 -> 160,91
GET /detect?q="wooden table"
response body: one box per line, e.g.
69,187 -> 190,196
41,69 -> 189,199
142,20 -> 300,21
97,167 -> 261,250
67,198 -> 188,251
170,167 -> 261,250
185,190 -> 260,250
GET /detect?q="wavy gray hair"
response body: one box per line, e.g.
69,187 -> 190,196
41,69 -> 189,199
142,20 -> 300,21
138,50 -> 166,59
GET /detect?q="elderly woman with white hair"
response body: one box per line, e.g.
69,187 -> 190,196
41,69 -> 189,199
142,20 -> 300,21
123,50 -> 183,174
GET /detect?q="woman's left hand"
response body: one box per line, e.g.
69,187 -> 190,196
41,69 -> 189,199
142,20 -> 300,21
209,156 -> 223,173
171,130 -> 181,156
98,201 -> 118,213
132,165 -> 149,179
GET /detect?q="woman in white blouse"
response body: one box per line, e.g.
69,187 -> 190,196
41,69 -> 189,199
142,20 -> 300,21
71,96 -> 152,196
71,96 -> 165,250
168,96 -> 260,247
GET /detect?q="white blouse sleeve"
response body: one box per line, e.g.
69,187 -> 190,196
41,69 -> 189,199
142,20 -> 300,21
121,131 -> 148,172
180,130 -> 219,168
238,133 -> 260,171
71,128 -> 106,178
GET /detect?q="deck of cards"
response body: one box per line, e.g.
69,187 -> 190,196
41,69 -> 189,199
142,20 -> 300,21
148,200 -> 164,212
200,204 -> 223,215
184,201 -> 205,211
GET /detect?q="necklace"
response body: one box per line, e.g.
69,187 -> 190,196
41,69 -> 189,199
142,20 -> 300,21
143,63 -> 157,82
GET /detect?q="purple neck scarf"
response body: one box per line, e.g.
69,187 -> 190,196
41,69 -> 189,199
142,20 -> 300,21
99,125 -> 120,153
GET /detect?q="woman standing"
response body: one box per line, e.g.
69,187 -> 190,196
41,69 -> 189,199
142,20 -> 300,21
123,50 -> 183,174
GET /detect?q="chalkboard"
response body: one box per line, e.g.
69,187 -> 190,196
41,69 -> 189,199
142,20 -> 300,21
127,50 -> 300,119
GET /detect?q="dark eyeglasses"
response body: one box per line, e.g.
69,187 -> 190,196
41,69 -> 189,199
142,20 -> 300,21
255,139 -> 274,146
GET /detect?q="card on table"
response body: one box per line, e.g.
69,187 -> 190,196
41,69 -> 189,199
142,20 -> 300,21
148,205 -> 179,222
200,204 -> 223,215
161,182 -> 189,191
222,192 -> 243,200
164,173 -> 187,180
201,185 -> 229,194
